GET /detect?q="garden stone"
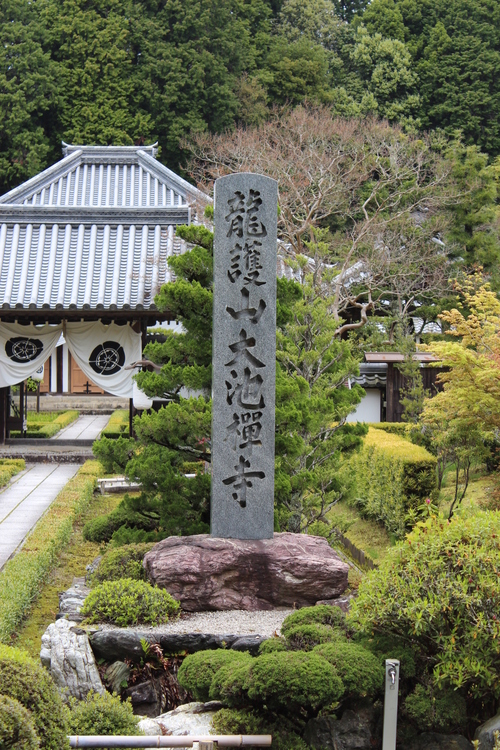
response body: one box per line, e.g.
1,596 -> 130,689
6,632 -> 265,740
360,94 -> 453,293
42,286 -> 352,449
144,532 -> 349,611
104,661 -> 131,694
123,678 -> 164,718
230,635 -> 268,655
137,701 -> 221,736
316,593 -> 357,612
304,703 -> 376,750
474,713 -> 500,750
40,618 -> 104,700
58,576 -> 90,621
408,733 -> 473,750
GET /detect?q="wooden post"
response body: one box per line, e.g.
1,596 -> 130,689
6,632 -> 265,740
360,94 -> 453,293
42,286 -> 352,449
386,363 -> 394,422
0,387 -> 7,445
129,397 -> 134,438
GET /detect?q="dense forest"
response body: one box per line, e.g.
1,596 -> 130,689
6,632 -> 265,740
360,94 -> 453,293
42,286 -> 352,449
1,0 -> 500,194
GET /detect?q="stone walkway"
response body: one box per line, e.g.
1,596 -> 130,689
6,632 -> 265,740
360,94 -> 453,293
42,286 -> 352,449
53,414 -> 110,441
0,463 -> 79,569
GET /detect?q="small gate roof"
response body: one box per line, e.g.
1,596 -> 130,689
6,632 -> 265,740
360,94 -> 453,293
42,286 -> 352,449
0,144 -> 208,320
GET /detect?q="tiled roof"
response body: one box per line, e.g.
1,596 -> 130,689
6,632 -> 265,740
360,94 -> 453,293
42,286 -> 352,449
0,144 -> 208,313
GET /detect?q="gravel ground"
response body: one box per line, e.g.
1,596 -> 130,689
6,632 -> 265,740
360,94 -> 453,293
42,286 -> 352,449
98,608 -> 294,636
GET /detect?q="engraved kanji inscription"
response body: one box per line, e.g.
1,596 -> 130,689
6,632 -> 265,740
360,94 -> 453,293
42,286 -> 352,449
225,329 -> 265,369
226,288 -> 266,324
225,367 -> 265,410
222,455 -> 266,508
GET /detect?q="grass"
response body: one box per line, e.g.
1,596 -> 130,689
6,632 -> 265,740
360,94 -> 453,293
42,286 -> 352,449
0,458 -> 25,488
329,500 -> 394,563
10,410 -> 79,438
13,491 -> 123,659
0,461 -> 102,645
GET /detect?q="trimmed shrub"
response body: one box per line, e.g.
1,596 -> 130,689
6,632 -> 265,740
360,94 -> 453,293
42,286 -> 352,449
66,691 -> 142,736
354,634 -> 418,679
0,461 -> 102,644
349,512 -> 500,701
370,423 -> 411,437
0,694 -> 40,749
210,661 -> 253,706
404,684 -> 467,733
100,409 -> 130,439
11,411 -> 79,439
0,645 -> 69,750
285,624 -> 343,651
0,459 -> 25,488
350,427 -> 437,536
313,641 -> 384,698
258,638 -> 287,655
213,708 -> 308,750
83,495 -> 159,543
178,650 -> 252,702
81,578 -> 179,626
281,605 -> 347,637
245,652 -> 344,713
88,543 -> 154,586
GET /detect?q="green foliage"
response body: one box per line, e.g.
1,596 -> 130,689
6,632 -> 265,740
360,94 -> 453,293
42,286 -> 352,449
11,411 -> 79,439
349,511 -> 500,701
258,638 -> 287,655
281,605 -> 347,637
0,645 -> 69,750
350,427 -> 437,536
0,458 -> 25,488
177,650 -> 252,702
209,660 -> 254,706
313,641 -> 385,697
0,694 -> 40,750
88,543 -> 154,586
81,578 -> 180,626
354,633 -> 418,679
92,436 -> 134,474
244,651 -> 344,714
284,624 -> 342,651
83,495 -> 160,544
0,462 -> 101,644
403,683 -> 467,733
101,409 -> 130,439
66,691 -> 142,736
212,708 -> 308,750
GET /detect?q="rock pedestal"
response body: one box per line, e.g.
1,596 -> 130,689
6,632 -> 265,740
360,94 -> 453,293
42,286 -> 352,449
143,532 -> 349,611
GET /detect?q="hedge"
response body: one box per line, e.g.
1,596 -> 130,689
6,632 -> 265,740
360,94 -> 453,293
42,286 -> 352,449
100,409 -> 130,439
351,427 -> 436,537
0,461 -> 102,643
10,410 -> 79,439
0,459 -> 25,488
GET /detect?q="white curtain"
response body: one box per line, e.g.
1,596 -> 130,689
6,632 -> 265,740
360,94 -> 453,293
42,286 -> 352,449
65,322 -> 141,398
0,323 -> 62,388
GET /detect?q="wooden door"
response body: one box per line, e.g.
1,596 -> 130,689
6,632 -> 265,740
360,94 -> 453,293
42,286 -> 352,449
70,352 -> 105,394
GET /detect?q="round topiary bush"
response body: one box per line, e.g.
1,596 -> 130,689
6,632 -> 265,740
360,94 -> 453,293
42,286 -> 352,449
209,661 -> 253,706
281,605 -> 347,637
313,641 -> 384,698
245,651 -> 344,714
258,638 -> 287,655
177,650 -> 252,702
81,578 -> 179,626
285,624 -> 344,651
213,708 -> 308,750
0,645 -> 69,750
0,694 -> 40,750
66,691 -> 143,736
88,543 -> 154,587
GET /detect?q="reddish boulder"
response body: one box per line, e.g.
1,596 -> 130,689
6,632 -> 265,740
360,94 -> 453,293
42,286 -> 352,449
143,533 -> 349,612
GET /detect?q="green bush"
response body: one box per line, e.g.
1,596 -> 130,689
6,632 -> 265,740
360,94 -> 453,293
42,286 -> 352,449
92,436 -> 135,474
0,461 -> 101,644
212,708 -> 308,750
0,645 -> 69,750
0,694 -> 40,749
210,660 -> 253,706
100,409 -> 130,439
215,651 -> 344,715
81,578 -> 179,626
177,650 -> 252,702
258,638 -> 287,655
66,691 -> 142,736
350,427 -> 437,536
403,684 -> 467,734
11,411 -> 79,439
354,634 -> 418,679
349,512 -> 500,701
83,496 -> 159,543
88,543 -> 154,586
0,459 -> 25,488
370,423 -> 411,437
281,605 -> 347,637
313,641 -> 384,698
284,624 -> 343,651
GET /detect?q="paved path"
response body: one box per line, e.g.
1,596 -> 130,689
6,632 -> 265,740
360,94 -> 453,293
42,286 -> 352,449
53,414 -> 110,441
0,463 -> 79,569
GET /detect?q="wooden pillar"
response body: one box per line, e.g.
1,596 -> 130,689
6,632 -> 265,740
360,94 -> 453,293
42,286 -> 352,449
56,346 -> 63,394
0,387 -> 8,445
386,363 -> 395,422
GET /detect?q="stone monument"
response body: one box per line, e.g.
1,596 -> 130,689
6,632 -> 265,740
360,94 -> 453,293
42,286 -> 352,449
211,173 -> 277,539
144,172 -> 349,611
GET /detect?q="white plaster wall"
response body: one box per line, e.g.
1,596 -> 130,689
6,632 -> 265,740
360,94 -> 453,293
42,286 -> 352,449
346,388 -> 381,423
